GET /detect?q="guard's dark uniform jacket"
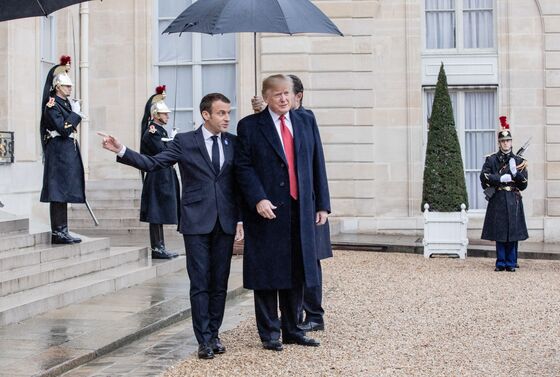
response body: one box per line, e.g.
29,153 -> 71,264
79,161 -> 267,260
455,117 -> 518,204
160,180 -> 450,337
139,121 -> 180,225
40,95 -> 85,203
480,150 -> 528,242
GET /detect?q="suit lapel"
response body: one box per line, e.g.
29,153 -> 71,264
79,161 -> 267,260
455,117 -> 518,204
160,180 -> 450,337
194,127 -> 215,174
258,108 -> 288,165
290,109 -> 303,154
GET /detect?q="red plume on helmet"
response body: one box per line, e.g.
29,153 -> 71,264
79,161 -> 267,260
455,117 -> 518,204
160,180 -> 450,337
156,85 -> 166,95
60,55 -> 71,66
499,116 -> 509,130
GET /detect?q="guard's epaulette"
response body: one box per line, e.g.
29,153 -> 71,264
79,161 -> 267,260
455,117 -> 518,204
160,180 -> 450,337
484,151 -> 498,158
148,125 -> 157,134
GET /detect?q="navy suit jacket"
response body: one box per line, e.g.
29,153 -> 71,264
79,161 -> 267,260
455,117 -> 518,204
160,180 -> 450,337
118,128 -> 239,236
235,107 -> 330,290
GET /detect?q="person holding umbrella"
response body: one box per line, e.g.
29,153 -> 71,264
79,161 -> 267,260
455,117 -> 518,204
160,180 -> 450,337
139,86 -> 180,260
235,74 -> 330,351
40,55 -> 85,244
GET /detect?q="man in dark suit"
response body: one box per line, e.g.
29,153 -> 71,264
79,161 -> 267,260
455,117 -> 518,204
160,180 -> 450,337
236,74 -> 331,351
251,75 -> 332,332
101,93 -> 243,360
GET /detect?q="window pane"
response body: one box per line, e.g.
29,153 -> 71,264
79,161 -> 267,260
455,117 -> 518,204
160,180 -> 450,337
167,111 -> 193,131
464,91 -> 495,130
202,34 -> 236,60
159,20 -> 192,63
467,171 -> 486,210
159,66 -> 193,109
202,64 -> 237,104
159,0 -> 191,18
464,0 -> 493,48
425,0 -> 456,49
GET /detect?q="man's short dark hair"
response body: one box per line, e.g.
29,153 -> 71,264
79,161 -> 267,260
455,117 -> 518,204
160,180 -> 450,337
288,75 -> 304,95
200,93 -> 230,114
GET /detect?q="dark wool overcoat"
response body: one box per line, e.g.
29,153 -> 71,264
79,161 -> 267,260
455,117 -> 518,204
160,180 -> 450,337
40,95 -> 85,204
480,151 -> 529,242
235,108 -> 331,290
139,122 -> 180,225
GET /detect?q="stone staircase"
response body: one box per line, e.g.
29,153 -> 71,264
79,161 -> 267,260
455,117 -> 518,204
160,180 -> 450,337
0,210 -> 184,326
69,179 -> 178,237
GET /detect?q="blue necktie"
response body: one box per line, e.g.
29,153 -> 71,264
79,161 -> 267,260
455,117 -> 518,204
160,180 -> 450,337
211,135 -> 220,174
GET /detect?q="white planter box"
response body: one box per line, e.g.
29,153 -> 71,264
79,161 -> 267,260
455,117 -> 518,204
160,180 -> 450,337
423,203 -> 468,259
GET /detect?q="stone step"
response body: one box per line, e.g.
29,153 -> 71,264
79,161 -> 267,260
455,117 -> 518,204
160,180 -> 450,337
0,237 -> 110,272
0,254 -> 186,326
69,207 -> 140,219
71,226 -> 179,237
84,189 -> 143,200
83,199 -> 142,209
0,246 -> 147,296
0,231 -> 51,253
70,217 -> 153,229
0,214 -> 29,236
85,179 -> 142,191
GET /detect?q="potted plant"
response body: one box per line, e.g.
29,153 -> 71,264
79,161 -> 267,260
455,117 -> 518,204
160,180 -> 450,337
422,64 -> 469,259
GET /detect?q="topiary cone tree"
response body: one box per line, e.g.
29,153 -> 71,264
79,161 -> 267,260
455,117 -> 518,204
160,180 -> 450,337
421,63 -> 469,212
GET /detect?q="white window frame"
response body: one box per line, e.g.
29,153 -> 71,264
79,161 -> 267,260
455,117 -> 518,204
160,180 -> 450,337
154,0 -> 238,130
40,15 -> 57,85
422,0 -> 497,55
422,86 -> 498,211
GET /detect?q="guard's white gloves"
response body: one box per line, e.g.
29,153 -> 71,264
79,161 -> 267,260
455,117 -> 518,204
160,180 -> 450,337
509,157 -> 517,177
500,174 -> 512,183
70,99 -> 81,114
170,128 -> 178,139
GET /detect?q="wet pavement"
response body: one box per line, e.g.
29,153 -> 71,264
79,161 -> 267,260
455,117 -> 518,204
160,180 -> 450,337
60,293 -> 254,377
0,257 -> 244,377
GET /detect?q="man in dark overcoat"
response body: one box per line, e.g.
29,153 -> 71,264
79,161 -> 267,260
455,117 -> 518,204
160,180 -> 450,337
139,87 -> 180,259
236,74 -> 331,351
480,116 -> 528,272
101,93 -> 243,360
40,55 -> 85,244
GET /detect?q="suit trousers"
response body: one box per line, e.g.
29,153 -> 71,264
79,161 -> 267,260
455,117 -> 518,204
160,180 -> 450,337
183,221 -> 234,345
299,260 -> 324,324
254,199 -> 305,342
495,241 -> 517,269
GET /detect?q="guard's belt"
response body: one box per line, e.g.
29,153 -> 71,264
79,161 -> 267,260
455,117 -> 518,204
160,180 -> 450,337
47,130 -> 76,139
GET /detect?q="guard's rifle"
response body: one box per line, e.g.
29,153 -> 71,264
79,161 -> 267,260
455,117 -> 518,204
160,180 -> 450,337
483,137 -> 531,200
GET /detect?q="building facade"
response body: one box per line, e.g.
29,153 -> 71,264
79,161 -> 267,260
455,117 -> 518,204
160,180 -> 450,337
1,0 -> 559,241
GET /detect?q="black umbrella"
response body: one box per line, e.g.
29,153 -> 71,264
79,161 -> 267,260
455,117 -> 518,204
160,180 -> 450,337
0,0 -> 93,22
163,0 -> 343,94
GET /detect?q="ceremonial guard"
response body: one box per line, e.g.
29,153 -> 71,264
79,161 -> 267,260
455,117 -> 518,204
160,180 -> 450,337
40,55 -> 85,244
140,86 -> 180,259
480,116 -> 529,272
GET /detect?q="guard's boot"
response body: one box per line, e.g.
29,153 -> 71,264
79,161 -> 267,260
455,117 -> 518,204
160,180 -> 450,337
52,225 -> 75,244
51,202 -> 75,244
157,224 -> 178,258
150,224 -> 173,259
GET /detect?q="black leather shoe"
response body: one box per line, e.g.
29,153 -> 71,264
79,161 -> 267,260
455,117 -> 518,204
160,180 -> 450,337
68,233 -> 82,244
151,247 -> 174,260
494,267 -> 505,272
298,321 -> 325,332
506,267 -> 516,272
197,344 -> 214,359
211,337 -> 226,354
283,335 -> 320,347
515,263 -> 520,268
51,231 -> 75,244
262,340 -> 284,351
160,246 -> 179,258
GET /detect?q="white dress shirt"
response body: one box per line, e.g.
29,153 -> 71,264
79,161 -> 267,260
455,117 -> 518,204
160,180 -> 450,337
268,108 -> 293,151
201,125 -> 224,169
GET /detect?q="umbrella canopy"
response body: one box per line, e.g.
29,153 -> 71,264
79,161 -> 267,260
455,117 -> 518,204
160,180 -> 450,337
0,0 -> 92,22
163,0 -> 343,95
164,0 -> 342,36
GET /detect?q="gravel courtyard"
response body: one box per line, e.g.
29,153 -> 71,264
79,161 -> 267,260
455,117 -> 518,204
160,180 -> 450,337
163,250 -> 560,377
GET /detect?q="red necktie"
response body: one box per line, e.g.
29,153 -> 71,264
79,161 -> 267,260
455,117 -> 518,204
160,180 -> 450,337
280,114 -> 298,200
